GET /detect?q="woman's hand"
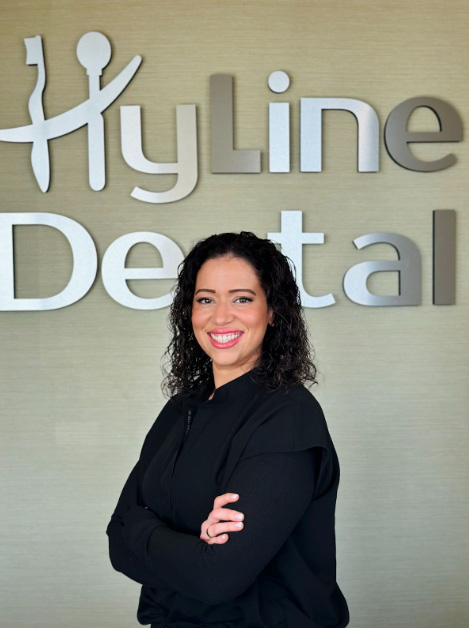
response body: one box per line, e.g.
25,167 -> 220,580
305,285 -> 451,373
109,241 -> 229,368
200,493 -> 245,545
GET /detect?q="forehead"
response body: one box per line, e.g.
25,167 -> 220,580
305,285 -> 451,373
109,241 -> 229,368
195,256 -> 260,285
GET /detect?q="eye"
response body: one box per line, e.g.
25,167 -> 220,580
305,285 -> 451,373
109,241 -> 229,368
236,296 -> 253,304
195,297 -> 212,304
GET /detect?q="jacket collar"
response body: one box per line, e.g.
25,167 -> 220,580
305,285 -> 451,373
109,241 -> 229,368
208,369 -> 262,403
184,368 -> 263,406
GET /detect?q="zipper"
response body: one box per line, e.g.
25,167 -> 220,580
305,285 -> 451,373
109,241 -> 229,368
169,406 -> 193,513
184,408 -> 193,440
172,406 -> 193,473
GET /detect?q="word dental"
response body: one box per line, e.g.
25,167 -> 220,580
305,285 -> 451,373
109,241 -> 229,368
0,210 -> 455,311
0,33 -> 463,203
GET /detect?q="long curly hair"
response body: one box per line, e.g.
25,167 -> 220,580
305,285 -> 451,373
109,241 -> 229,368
161,231 -> 317,398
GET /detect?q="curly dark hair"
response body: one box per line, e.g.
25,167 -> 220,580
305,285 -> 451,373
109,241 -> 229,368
160,231 -> 317,398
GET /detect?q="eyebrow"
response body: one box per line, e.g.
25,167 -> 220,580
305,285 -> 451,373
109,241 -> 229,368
194,288 -> 257,296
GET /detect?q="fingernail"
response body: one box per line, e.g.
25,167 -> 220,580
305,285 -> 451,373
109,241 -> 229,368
232,494 -> 239,498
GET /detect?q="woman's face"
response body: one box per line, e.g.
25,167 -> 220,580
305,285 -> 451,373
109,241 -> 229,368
191,255 -> 273,378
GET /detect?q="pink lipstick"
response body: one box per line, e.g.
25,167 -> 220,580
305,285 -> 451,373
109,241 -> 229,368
207,330 -> 243,349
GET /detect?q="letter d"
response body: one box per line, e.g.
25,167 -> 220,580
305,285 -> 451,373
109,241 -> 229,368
0,213 -> 97,311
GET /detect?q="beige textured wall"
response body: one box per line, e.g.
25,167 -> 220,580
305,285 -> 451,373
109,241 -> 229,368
1,1 -> 468,627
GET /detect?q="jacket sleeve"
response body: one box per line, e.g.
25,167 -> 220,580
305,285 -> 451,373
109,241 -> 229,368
106,460 -> 168,588
106,398 -> 180,587
121,448 -> 318,605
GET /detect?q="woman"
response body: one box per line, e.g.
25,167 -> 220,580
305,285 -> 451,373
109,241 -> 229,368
106,231 -> 350,628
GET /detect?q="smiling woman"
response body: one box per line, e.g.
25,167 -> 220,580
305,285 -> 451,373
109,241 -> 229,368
106,231 -> 349,628
162,231 -> 318,396
192,256 -> 274,389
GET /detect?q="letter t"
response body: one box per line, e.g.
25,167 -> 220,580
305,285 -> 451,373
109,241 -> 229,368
268,211 -> 335,308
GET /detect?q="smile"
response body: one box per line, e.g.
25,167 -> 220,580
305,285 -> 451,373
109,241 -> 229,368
208,331 -> 243,348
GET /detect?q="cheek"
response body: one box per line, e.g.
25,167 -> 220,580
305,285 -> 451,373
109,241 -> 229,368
191,308 -> 207,330
247,307 -> 270,329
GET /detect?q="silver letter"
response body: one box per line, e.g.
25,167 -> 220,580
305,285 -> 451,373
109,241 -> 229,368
121,104 -> 198,203
384,97 -> 462,172
433,210 -> 456,305
24,35 -> 50,192
269,103 -> 290,173
300,98 -> 379,172
0,34 -> 142,192
343,233 -> 421,306
268,211 -> 335,308
268,71 -> 290,173
76,32 -> 112,191
101,232 -> 184,309
210,74 -> 261,173
0,213 -> 97,311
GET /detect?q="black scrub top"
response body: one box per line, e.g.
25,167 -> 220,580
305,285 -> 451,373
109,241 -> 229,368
106,369 -> 350,628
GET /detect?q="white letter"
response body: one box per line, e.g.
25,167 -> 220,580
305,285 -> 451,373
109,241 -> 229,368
0,212 -> 97,311
101,232 -> 184,309
269,103 -> 290,173
300,97 -> 379,172
268,210 -> 335,308
120,104 -> 198,203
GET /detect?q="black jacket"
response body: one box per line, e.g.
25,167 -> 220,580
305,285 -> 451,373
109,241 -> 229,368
106,370 -> 350,628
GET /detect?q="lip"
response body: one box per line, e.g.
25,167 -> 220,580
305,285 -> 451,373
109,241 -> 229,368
207,330 -> 244,349
208,328 -> 242,334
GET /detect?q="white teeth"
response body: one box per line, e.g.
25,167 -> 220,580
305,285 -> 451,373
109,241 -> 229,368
210,332 -> 242,343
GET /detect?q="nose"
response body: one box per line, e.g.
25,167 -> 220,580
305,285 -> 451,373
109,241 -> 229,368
212,299 -> 234,325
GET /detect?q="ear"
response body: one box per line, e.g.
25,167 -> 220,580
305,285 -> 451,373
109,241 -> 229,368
267,307 -> 274,326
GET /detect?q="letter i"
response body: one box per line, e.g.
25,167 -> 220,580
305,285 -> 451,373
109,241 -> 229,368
268,71 -> 291,173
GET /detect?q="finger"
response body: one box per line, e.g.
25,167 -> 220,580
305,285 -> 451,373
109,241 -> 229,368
212,507 -> 244,522
207,534 -> 229,545
213,493 -> 239,509
200,529 -> 228,545
207,521 -> 244,537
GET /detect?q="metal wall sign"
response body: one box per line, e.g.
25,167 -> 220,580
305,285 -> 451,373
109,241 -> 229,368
0,33 -> 463,199
0,210 -> 455,311
0,33 -> 461,310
